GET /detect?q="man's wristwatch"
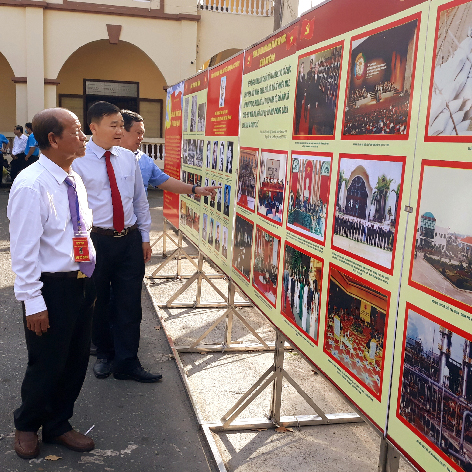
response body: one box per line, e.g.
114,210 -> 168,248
191,184 -> 200,194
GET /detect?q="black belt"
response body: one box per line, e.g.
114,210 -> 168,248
91,223 -> 138,238
42,271 -> 87,279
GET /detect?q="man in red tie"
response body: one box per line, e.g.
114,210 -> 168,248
73,102 -> 218,383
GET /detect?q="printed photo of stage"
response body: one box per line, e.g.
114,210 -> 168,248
342,19 -> 419,137
324,265 -> 389,399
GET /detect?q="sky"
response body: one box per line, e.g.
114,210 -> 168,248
419,165 -> 472,235
298,0 -> 325,16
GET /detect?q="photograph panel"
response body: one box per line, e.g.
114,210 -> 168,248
427,0 -> 472,140
281,243 -> 323,343
410,162 -> 472,309
333,155 -> 404,271
342,18 -> 419,138
233,213 -> 254,281
293,44 -> 343,138
197,102 -> 206,132
257,150 -> 288,225
252,226 -> 281,307
324,265 -> 390,399
287,152 -> 331,243
398,305 -> 472,471
237,148 -> 259,212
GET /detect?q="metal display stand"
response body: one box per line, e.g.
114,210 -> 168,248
150,218 -> 177,259
206,330 -> 363,432
378,438 -> 400,472
175,280 -> 286,353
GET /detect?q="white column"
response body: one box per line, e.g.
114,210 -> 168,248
44,83 -> 58,109
15,83 -> 28,126
25,7 -> 45,120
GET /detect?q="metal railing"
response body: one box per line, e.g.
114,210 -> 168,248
198,0 -> 274,16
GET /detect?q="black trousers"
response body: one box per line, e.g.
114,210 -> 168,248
14,276 -> 95,438
90,229 -> 145,372
10,153 -> 26,181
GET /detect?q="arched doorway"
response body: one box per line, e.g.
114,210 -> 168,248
57,40 -> 167,137
345,176 -> 368,219
0,52 -> 16,133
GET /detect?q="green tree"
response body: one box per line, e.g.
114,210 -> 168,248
371,175 -> 393,222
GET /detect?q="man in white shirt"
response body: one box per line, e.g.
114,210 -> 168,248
8,108 -> 96,459
10,125 -> 28,181
74,102 -> 218,383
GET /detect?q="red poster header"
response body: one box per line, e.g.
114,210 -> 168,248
297,0 -> 426,49
184,70 -> 209,95
244,24 -> 299,74
205,53 -> 243,137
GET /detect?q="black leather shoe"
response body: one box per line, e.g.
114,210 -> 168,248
113,365 -> 162,383
93,358 -> 112,379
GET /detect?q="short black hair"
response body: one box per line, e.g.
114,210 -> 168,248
25,122 -> 33,131
32,111 -> 65,151
87,101 -> 120,125
121,109 -> 143,132
15,125 -> 23,134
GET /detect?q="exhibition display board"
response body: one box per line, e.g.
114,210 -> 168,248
387,1 -> 472,471
163,0 -> 472,469
163,81 -> 184,228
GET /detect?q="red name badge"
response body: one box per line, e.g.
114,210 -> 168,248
72,237 -> 91,262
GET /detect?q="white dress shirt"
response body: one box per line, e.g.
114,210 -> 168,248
8,154 -> 95,316
72,139 -> 151,242
12,134 -> 27,155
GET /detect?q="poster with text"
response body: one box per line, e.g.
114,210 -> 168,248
202,54 -> 243,275
163,81 -> 184,228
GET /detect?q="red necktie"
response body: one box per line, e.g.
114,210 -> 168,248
104,151 -> 125,232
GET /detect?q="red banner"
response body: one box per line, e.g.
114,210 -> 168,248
297,0 -> 426,50
244,25 -> 299,74
205,53 -> 244,137
163,82 -> 184,228
184,70 -> 209,96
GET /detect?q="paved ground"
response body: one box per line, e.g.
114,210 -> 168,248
0,187 -> 217,472
411,253 -> 472,306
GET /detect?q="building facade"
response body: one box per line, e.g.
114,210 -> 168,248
0,0 -> 298,143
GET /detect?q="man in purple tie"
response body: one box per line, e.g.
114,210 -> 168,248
7,108 -> 96,460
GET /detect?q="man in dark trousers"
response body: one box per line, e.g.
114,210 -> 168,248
73,101 -> 218,383
8,108 -> 96,459
295,61 -> 306,134
306,63 -> 324,135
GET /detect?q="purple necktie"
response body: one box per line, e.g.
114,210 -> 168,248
64,176 -> 95,277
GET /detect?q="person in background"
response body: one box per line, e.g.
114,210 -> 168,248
0,132 -> 9,187
24,122 -> 40,166
8,108 -> 96,459
10,125 -> 28,181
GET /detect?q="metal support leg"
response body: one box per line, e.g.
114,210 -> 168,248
206,330 -> 362,432
177,230 -> 182,278
378,438 -> 400,472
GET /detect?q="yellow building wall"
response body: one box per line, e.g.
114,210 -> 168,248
0,54 -> 16,132
56,40 -> 166,100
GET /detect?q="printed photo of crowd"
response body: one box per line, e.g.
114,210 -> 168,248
293,45 -> 342,137
287,153 -> 330,242
281,244 -> 322,342
342,19 -> 418,137
324,265 -> 388,398
257,151 -> 287,224
252,226 -> 280,306
232,214 -> 254,281
334,155 -> 403,270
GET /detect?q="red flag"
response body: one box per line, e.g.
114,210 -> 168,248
286,26 -> 299,50
301,18 -> 315,41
